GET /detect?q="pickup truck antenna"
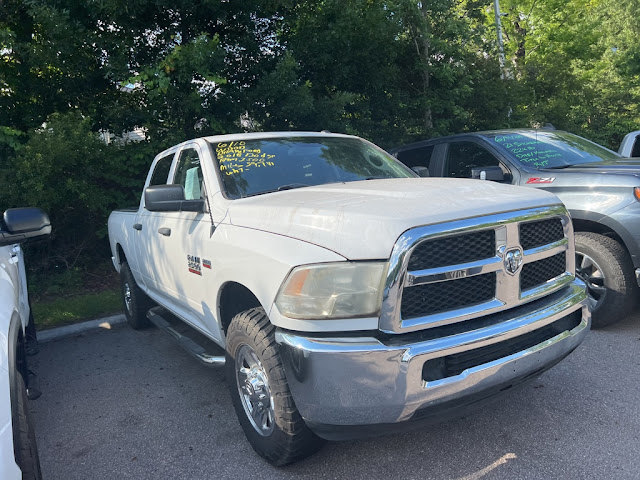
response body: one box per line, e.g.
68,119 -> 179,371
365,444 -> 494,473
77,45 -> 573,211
203,186 -> 216,236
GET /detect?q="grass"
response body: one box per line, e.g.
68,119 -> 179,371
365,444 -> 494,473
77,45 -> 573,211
31,289 -> 122,329
28,262 -> 123,330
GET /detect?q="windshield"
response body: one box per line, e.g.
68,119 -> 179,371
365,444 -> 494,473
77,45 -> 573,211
210,136 -> 415,199
484,131 -> 620,169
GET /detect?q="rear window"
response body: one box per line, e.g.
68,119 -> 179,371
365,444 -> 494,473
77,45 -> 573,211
396,145 -> 434,169
149,154 -> 174,186
210,136 -> 415,199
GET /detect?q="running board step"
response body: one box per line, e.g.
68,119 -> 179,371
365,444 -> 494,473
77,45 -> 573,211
146,306 -> 225,367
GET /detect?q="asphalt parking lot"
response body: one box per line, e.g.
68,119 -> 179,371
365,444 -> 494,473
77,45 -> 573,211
31,313 -> 640,480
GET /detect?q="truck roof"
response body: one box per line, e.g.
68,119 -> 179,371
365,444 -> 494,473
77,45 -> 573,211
203,131 -> 356,143
390,128 -> 558,152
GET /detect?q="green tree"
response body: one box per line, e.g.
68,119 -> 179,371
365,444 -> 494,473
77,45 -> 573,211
2,111 -> 150,268
248,0 -> 511,148
496,0 -> 640,147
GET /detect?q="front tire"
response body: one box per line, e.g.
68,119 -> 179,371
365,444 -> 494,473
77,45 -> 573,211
12,372 -> 42,480
120,261 -> 151,329
225,308 -> 323,466
575,232 -> 637,327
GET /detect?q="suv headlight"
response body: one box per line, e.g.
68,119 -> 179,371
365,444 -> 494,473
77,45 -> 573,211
274,262 -> 387,319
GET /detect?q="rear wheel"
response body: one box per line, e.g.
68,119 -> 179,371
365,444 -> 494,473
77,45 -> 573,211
120,261 -> 151,329
225,307 -> 323,465
575,232 -> 637,327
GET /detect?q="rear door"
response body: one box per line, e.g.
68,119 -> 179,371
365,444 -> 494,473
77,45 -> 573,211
136,150 -> 178,294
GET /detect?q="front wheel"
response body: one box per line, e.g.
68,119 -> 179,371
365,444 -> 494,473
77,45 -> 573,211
574,232 -> 637,327
225,308 -> 323,465
12,372 -> 42,480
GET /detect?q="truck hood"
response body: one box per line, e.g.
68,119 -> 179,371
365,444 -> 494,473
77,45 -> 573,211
226,178 -> 560,260
541,159 -> 640,178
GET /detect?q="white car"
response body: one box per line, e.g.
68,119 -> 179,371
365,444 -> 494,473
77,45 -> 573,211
0,207 -> 50,479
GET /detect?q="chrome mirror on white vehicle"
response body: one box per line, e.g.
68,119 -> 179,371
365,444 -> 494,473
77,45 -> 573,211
0,207 -> 51,246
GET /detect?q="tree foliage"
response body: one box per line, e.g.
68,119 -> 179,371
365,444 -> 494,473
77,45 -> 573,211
498,0 -> 640,147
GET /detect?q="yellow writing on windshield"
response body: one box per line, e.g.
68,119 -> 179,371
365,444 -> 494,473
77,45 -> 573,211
216,142 -> 276,175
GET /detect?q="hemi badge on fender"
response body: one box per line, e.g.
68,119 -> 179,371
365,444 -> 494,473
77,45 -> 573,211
188,255 -> 202,275
203,259 -> 212,269
526,177 -> 556,184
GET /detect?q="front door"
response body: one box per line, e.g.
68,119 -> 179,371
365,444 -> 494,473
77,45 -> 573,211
157,144 -> 219,337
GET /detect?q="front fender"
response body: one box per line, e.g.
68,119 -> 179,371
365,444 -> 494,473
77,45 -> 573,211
570,208 -> 640,267
208,224 -> 347,333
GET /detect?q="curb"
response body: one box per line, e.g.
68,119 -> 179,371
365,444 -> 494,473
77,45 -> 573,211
38,314 -> 127,343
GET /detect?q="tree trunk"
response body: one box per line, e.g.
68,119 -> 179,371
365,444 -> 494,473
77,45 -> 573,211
415,3 -> 433,132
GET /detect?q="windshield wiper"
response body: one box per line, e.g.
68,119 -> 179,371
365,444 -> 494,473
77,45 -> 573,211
542,164 -> 574,169
277,183 -> 308,191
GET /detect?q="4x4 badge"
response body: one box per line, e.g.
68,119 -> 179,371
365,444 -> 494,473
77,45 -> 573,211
504,248 -> 523,275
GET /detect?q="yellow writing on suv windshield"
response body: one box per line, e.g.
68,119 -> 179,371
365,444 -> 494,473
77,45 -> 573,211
216,142 -> 276,175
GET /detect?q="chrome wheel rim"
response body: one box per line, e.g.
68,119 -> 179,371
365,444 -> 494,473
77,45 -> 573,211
235,344 -> 275,436
575,251 -> 606,311
123,282 -> 133,315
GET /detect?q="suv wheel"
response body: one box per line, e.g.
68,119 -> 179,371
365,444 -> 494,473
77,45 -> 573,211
575,232 -> 637,327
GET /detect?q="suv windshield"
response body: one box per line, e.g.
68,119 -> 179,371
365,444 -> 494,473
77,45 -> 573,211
484,131 -> 620,169
210,136 -> 415,199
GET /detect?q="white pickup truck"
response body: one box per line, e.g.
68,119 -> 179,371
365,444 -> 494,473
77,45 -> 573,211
108,132 -> 590,465
619,130 -> 640,157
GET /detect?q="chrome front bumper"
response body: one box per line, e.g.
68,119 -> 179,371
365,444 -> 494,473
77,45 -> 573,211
276,280 -> 589,439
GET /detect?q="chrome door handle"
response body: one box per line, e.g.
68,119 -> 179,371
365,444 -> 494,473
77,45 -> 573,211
158,227 -> 171,237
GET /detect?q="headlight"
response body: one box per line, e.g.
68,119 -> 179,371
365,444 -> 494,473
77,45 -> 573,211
274,262 -> 387,319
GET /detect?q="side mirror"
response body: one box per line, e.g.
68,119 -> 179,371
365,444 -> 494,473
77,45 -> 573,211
0,207 -> 51,246
411,166 -> 430,178
144,184 -> 204,212
471,166 -> 504,182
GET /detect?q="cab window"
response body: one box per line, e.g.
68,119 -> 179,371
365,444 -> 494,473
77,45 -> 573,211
446,142 -> 501,178
149,154 -> 174,186
632,135 -> 640,157
174,148 -> 204,200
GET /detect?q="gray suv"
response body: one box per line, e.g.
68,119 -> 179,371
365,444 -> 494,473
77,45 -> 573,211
392,129 -> 640,327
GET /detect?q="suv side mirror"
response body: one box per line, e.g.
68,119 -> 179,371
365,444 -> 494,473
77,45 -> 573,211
144,184 -> 205,212
0,207 -> 51,246
471,166 -> 504,182
411,166 -> 430,178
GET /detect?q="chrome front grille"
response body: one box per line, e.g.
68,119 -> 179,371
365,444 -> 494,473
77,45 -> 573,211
380,205 -> 575,334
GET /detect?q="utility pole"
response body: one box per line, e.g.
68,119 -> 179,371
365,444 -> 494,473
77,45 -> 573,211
493,0 -> 507,78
